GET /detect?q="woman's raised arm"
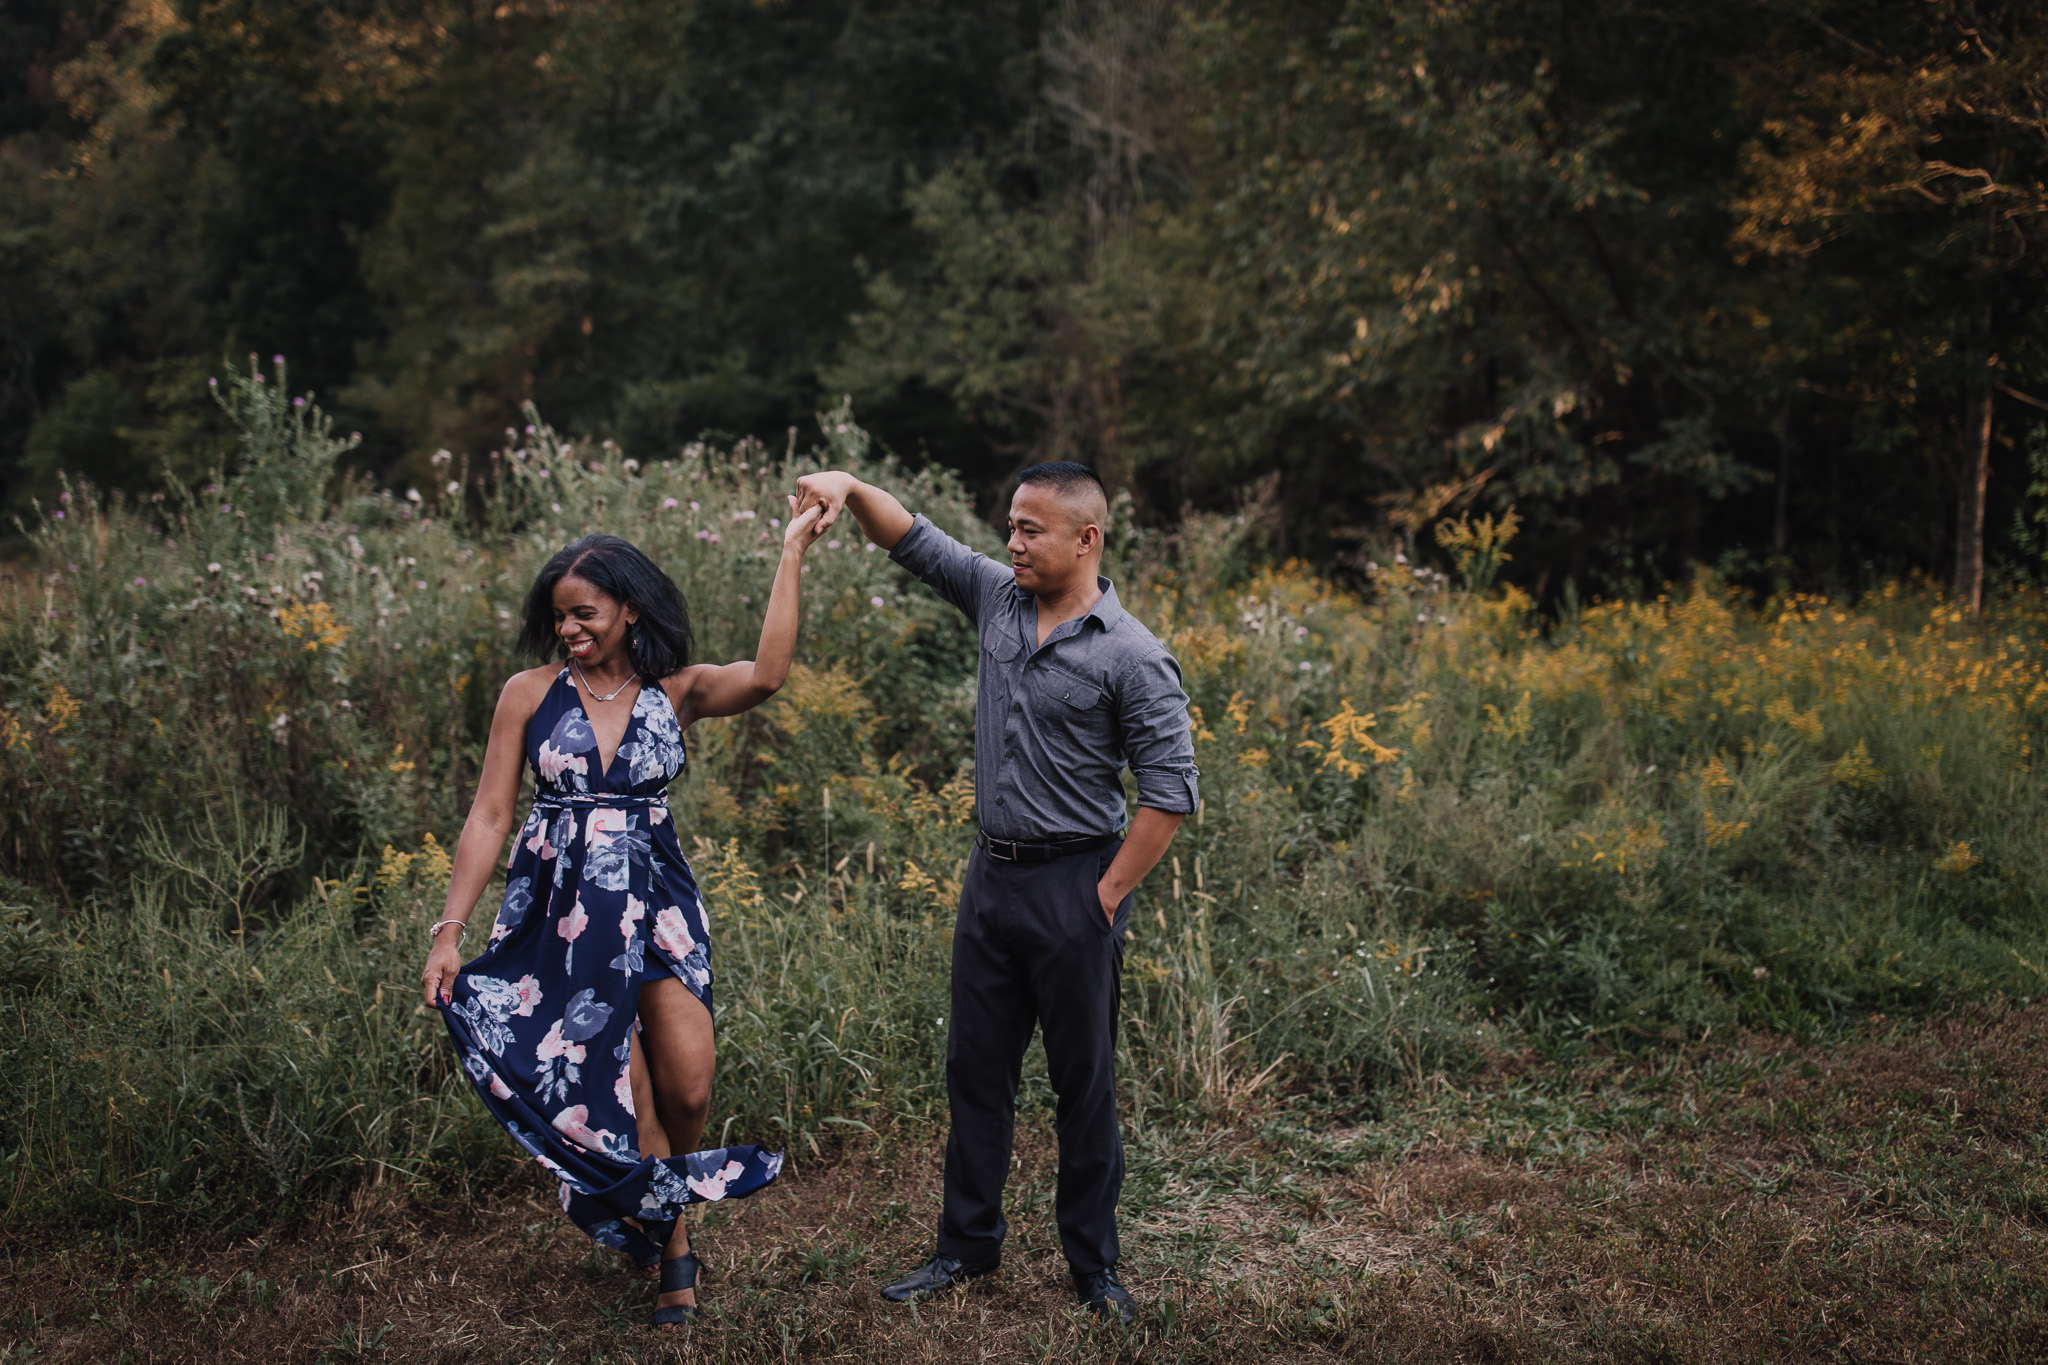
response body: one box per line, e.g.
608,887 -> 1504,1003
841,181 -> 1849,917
422,670 -> 547,1005
671,498 -> 826,726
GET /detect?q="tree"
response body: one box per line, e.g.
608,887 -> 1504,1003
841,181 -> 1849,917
1733,0 -> 2048,614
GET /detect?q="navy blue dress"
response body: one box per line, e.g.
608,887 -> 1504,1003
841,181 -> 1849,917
440,668 -> 780,1266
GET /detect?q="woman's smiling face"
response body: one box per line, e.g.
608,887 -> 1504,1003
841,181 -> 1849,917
552,574 -> 637,669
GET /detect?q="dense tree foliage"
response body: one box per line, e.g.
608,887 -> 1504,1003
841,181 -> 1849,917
4,0 -> 2046,600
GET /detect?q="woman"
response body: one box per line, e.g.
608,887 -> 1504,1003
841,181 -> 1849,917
421,501 -> 824,1329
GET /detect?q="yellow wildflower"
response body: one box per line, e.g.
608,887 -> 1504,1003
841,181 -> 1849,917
1934,841 -> 1980,875
278,600 -> 350,651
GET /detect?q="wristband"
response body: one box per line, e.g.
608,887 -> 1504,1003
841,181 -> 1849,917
428,919 -> 468,943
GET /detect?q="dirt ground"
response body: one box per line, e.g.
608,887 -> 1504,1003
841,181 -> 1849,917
4,1005 -> 2046,1363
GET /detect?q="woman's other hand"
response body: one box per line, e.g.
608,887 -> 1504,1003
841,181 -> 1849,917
422,932 -> 464,1007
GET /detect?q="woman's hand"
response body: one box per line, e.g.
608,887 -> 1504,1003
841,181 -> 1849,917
421,931 -> 465,1007
783,496 -> 827,552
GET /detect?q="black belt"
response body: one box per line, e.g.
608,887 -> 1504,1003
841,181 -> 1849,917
975,828 -> 1118,864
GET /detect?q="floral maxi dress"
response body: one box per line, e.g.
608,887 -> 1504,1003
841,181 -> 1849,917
439,668 -> 780,1265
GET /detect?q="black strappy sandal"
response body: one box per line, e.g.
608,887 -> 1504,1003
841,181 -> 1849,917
650,1248 -> 702,1329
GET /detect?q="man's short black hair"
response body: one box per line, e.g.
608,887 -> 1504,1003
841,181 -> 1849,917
1016,461 -> 1107,500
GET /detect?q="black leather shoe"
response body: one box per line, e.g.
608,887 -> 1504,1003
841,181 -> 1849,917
1073,1266 -> 1136,1324
879,1253 -> 998,1302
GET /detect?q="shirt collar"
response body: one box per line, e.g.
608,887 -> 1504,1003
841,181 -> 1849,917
1016,575 -> 1126,634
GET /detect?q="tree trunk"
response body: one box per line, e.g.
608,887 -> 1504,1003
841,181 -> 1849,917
1772,408 -> 1792,588
1954,375 -> 1992,615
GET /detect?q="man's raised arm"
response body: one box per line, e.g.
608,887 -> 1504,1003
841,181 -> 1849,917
792,471 -> 914,551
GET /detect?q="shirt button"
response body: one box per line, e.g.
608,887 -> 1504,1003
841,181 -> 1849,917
996,796 -> 1006,805
1012,701 -> 1021,711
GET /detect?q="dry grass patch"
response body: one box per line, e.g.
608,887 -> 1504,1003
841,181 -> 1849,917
5,1007 -> 2046,1362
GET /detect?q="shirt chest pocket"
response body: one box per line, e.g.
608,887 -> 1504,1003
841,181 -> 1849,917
1028,663 -> 1113,741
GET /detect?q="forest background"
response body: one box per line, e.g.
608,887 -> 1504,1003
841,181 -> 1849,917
7,0 -> 2048,602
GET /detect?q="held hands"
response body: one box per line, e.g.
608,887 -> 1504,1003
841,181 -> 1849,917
783,495 -> 828,553
791,470 -> 858,536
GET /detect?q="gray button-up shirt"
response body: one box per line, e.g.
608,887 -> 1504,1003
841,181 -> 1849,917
890,514 -> 1199,841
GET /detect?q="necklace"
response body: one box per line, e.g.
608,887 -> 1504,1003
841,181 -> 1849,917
570,658 -> 636,703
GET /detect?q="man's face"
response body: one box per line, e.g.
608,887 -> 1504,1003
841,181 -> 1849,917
1006,482 -> 1097,595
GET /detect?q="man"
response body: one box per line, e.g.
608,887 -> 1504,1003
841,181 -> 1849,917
792,462 -> 1196,1324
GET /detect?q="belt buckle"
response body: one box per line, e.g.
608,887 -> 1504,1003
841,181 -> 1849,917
984,835 -> 1018,862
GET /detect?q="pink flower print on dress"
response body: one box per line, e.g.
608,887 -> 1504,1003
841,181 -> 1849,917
586,807 -> 628,846
513,975 -> 543,1017
648,805 -> 668,825
537,741 -> 588,784
536,1018 -> 586,1066
487,1069 -> 514,1101
525,822 -> 556,860
621,895 -> 646,939
557,895 -> 590,970
687,1159 -> 746,1201
615,1063 -> 636,1116
551,1104 -> 614,1152
653,905 -> 696,959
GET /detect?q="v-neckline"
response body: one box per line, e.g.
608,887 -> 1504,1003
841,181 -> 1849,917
564,669 -> 641,786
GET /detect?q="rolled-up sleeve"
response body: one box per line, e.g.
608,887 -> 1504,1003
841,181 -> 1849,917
888,513 -> 1014,625
1118,648 -> 1200,814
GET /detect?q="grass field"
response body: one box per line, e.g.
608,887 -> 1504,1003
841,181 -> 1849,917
5,1003 -> 2044,1362
4,370 -> 2048,1360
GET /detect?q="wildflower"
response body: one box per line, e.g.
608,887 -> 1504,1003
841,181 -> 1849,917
272,354 -> 283,365
689,501 -> 700,510
44,685 -> 80,732
59,491 -> 71,503
696,529 -> 710,540
132,576 -> 145,587
551,503 -> 563,514
1934,841 -> 1980,874
1299,661 -> 1312,671
662,498 -> 679,509
770,518 -> 781,527
447,480 -> 461,495
293,397 -> 306,408
870,596 -> 885,608
207,562 -> 221,574
708,533 -> 722,544
406,488 -> 422,503
432,449 -> 452,466
537,469 -> 549,479
623,459 -> 640,473
827,539 -> 841,549
52,511 -> 63,519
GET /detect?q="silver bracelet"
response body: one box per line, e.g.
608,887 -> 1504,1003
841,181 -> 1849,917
428,919 -> 469,943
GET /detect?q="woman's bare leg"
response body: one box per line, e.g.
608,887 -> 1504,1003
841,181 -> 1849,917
636,977 -> 715,1324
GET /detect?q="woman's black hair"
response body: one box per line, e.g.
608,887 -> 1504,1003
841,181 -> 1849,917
517,534 -> 693,680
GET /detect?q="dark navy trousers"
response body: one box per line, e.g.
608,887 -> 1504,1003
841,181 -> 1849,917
935,841 -> 1131,1275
